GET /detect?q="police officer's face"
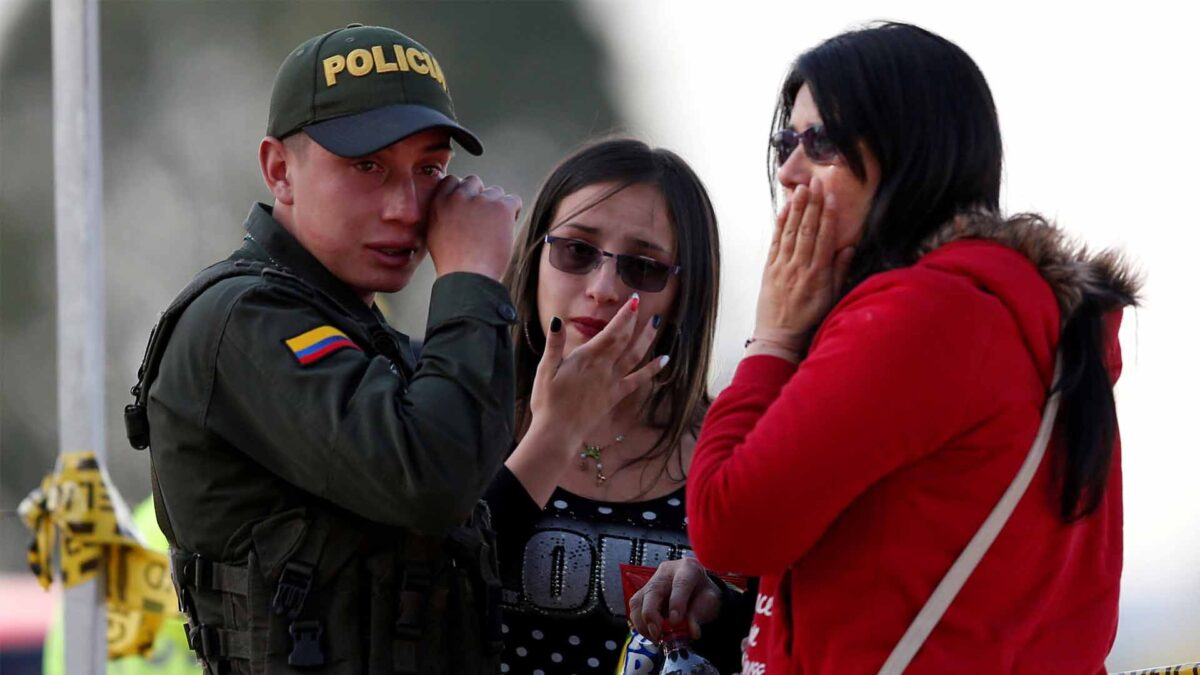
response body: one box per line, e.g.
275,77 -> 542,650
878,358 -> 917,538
284,129 -> 453,303
537,182 -> 680,359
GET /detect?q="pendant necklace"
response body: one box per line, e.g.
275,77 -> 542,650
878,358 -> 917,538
579,433 -> 625,486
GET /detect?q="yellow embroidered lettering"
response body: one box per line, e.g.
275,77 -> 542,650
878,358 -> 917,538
428,55 -> 447,90
406,47 -> 430,75
371,46 -> 399,73
393,45 -> 410,72
346,48 -> 373,76
322,55 -> 346,87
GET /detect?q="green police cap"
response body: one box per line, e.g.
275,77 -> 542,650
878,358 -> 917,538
267,24 -> 482,157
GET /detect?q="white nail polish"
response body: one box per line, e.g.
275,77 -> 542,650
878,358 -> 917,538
658,355 -> 670,368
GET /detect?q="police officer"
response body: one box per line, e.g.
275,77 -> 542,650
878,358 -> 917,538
127,24 -> 520,674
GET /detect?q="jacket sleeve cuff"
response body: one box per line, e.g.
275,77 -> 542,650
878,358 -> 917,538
484,465 -> 543,541
425,272 -> 518,334
733,354 -> 798,389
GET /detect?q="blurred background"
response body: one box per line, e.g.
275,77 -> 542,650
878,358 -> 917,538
1,0 -> 1196,671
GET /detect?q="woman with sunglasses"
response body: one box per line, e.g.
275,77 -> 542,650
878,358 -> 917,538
484,138 -> 748,673
633,22 -> 1140,673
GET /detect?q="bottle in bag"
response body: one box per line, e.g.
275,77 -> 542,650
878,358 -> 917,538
616,628 -> 661,674
619,562 -> 733,675
659,622 -> 720,675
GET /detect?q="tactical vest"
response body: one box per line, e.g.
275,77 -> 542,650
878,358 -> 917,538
125,258 -> 503,674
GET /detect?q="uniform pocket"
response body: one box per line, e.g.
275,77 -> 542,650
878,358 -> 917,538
247,510 -> 365,673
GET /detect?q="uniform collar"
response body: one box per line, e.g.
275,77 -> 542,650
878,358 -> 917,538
241,202 -> 384,326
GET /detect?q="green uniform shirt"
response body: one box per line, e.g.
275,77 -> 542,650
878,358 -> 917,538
148,203 -> 516,562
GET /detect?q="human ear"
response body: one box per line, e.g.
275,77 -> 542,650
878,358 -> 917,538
258,136 -> 294,205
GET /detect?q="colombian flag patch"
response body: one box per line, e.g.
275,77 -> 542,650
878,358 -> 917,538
285,326 -> 361,365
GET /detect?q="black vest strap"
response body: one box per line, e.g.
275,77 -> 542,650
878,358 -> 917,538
184,621 -> 251,662
172,549 -> 249,598
171,548 -> 253,669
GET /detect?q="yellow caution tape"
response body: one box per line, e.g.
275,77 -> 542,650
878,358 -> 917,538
18,451 -> 180,659
1115,666 -> 1200,675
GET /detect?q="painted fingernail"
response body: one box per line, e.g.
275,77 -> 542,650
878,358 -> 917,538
629,293 -> 640,312
550,317 -> 562,333
652,314 -> 662,329
658,355 -> 670,368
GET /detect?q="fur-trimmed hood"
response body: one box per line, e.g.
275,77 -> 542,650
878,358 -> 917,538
916,211 -> 1141,325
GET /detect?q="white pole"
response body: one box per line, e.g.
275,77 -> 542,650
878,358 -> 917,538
52,0 -> 107,671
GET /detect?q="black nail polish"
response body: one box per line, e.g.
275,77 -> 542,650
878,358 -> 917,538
550,317 -> 562,333
651,315 -> 662,330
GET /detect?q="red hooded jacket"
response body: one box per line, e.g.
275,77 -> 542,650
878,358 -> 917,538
688,215 -> 1138,674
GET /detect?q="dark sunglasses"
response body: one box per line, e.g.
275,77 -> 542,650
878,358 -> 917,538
543,235 -> 681,293
770,125 -> 839,167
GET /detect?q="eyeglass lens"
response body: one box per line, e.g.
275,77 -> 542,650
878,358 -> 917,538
772,126 -> 838,166
546,237 -> 675,292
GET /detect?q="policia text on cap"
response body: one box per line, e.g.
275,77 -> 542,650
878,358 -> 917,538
124,24 -> 521,674
321,44 -> 448,89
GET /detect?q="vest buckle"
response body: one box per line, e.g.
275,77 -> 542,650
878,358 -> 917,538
287,620 -> 325,668
185,622 -> 219,658
272,561 -> 314,619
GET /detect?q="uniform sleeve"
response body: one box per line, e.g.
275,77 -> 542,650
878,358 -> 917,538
205,272 -> 516,536
686,271 -> 1004,575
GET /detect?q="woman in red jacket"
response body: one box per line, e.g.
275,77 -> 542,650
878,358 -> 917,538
635,21 -> 1140,673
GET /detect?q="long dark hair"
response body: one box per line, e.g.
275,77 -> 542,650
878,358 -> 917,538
772,22 -> 1123,521
504,138 -> 721,486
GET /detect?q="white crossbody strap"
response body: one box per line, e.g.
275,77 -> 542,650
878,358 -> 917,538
878,353 -> 1064,675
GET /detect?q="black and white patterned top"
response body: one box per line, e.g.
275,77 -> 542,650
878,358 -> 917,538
485,466 -> 747,675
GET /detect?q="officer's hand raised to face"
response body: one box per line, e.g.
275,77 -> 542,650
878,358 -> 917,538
426,175 -> 521,281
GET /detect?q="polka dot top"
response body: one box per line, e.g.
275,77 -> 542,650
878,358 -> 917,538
486,466 -> 693,674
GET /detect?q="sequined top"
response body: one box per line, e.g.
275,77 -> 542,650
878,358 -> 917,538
485,466 -> 747,675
